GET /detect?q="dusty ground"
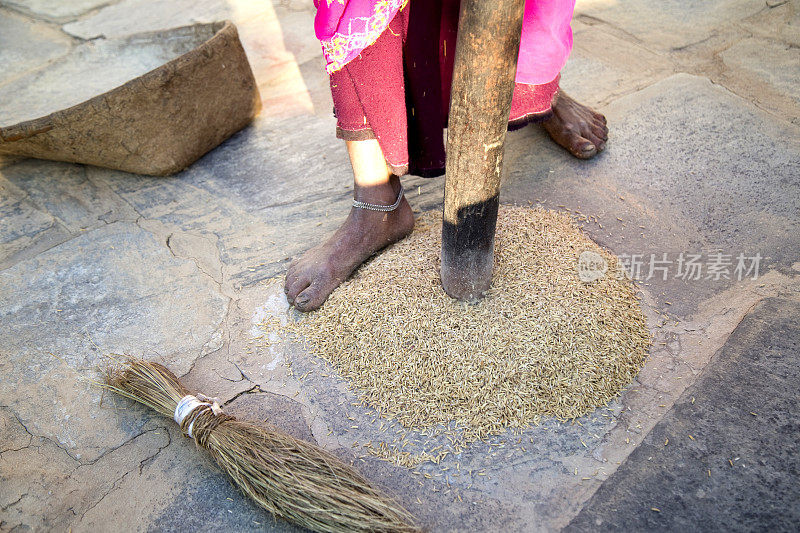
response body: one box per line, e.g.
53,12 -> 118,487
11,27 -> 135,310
1,0 -> 799,531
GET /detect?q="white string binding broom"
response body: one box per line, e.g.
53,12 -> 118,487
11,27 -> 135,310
102,356 -> 419,533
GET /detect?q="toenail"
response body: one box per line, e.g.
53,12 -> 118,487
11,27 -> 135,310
581,143 -> 595,152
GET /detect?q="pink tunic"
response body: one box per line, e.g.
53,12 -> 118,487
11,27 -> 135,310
314,0 -> 575,85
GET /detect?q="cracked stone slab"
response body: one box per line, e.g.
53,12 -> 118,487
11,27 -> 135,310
1,0 -> 113,20
502,73 -> 800,315
0,8 -> 72,87
0,414 -> 172,530
226,391 -> 316,446
0,175 -> 70,269
566,297 -> 800,531
721,37 -> 800,105
90,113 -> 358,288
179,116 -> 350,217
0,408 -> 33,453
0,222 -> 228,462
561,24 -> 673,107
92,164 -> 287,289
574,0 -> 767,51
143,433 -> 305,533
1,159 -> 138,233
0,412 -> 82,530
0,176 -> 55,250
55,393 -> 304,532
742,0 -> 800,46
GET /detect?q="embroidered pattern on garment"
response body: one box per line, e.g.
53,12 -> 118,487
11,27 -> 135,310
321,0 -> 409,74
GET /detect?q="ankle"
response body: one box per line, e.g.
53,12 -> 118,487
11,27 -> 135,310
353,175 -> 402,205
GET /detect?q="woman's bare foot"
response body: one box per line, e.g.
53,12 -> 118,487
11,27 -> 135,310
285,176 -> 414,312
542,92 -> 608,159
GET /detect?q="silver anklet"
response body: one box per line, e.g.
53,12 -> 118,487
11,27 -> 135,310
352,184 -> 404,212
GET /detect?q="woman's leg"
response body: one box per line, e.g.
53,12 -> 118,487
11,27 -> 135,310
284,139 -> 414,312
286,7 -> 413,312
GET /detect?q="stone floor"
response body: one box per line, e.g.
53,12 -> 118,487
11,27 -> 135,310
1,1 -> 799,531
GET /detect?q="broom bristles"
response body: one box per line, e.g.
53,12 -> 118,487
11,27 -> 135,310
102,357 -> 419,533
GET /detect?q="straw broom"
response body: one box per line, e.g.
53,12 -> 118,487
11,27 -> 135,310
102,356 -> 418,533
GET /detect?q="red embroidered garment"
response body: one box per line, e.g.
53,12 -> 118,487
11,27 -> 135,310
318,0 -> 576,176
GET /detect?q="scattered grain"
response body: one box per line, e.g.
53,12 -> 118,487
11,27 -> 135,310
287,207 -> 650,450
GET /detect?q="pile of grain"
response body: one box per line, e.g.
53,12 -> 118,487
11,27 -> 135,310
294,206 -> 650,443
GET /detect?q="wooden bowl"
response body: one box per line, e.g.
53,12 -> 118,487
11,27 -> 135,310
0,21 -> 261,176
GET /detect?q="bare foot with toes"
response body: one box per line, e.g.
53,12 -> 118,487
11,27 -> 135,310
542,91 -> 608,159
285,176 -> 414,312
